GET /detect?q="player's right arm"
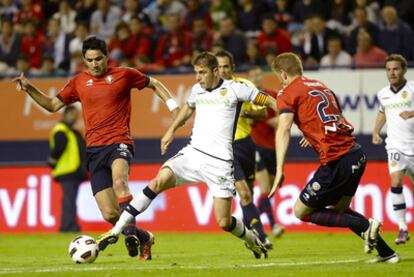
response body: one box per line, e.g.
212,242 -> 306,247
147,76 -> 180,118
269,112 -> 294,197
372,111 -> 386,145
161,103 -> 195,155
13,73 -> 65,112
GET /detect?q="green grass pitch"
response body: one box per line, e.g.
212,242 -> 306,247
0,232 -> 413,276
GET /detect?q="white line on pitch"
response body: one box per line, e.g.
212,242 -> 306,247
0,259 -> 361,274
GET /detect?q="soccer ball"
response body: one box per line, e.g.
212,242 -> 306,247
68,235 -> 99,264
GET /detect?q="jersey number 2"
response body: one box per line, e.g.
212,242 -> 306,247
309,90 -> 339,134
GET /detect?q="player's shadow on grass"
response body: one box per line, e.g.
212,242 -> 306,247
399,257 -> 414,263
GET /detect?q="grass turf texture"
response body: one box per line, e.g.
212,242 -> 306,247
0,232 -> 413,276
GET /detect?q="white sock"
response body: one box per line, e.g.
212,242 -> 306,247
128,189 -> 154,214
391,187 -> 407,230
229,217 -> 255,244
112,212 -> 134,236
112,188 -> 156,235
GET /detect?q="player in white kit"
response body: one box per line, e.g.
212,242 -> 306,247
97,52 -> 277,259
372,54 -> 414,244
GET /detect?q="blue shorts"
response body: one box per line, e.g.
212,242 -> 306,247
299,145 -> 367,208
255,145 -> 276,175
233,136 -> 256,182
86,143 -> 134,195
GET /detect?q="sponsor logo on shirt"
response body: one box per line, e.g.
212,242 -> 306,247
195,98 -> 231,106
383,101 -> 412,110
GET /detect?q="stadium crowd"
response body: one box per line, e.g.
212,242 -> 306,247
0,0 -> 414,77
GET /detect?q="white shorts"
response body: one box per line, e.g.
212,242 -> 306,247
387,149 -> 414,176
162,146 -> 236,198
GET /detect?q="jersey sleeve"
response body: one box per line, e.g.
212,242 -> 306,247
277,89 -> 297,114
128,68 -> 150,90
235,81 -> 260,102
377,92 -> 385,113
187,86 -> 197,108
57,79 -> 79,105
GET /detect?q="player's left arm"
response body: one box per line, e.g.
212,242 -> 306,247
269,112 -> 294,197
399,110 -> 414,120
147,77 -> 180,118
161,103 -> 195,155
253,91 -> 278,112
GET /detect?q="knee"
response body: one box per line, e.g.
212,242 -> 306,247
113,178 -> 128,193
294,203 -> 307,221
101,209 -> 120,225
237,187 -> 252,205
148,175 -> 174,194
148,178 -> 164,194
216,216 -> 232,231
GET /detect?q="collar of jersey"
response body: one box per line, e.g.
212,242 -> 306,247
206,79 -> 224,92
390,79 -> 407,94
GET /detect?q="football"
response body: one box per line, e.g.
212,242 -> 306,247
68,235 -> 99,264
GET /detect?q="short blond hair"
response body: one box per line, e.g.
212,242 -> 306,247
385,54 -> 407,70
271,52 -> 303,76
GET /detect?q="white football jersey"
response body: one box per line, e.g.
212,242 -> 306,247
187,79 -> 260,161
377,80 -> 414,155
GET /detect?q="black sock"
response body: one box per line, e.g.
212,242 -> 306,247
135,227 -> 150,243
258,195 -> 276,227
302,208 -> 369,234
241,202 -> 267,241
375,236 -> 395,257
345,209 -> 395,257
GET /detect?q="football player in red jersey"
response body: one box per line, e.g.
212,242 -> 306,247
269,52 -> 399,263
13,36 -> 180,261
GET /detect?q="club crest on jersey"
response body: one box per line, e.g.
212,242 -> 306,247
86,79 -> 93,86
106,75 -> 113,84
391,161 -> 397,167
311,182 -> 321,191
220,88 -> 227,96
401,91 -> 408,99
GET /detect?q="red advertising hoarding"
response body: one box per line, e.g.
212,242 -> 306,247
0,162 -> 412,233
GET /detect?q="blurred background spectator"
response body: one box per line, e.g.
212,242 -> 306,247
1,0 -> 414,76
191,16 -> 214,55
347,7 -> 379,55
0,0 -> 18,21
256,14 -> 292,59
43,18 -> 72,71
183,0 -> 212,32
52,0 -> 77,35
236,0 -> 265,36
0,18 -> 21,70
155,13 -> 192,68
20,19 -> 45,69
320,35 -> 352,68
209,0 -> 234,30
353,28 -> 387,68
90,0 -> 121,40
378,5 -> 413,60
215,16 -> 247,64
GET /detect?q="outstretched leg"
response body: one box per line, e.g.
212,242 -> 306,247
213,196 -> 267,259
97,167 -> 176,253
